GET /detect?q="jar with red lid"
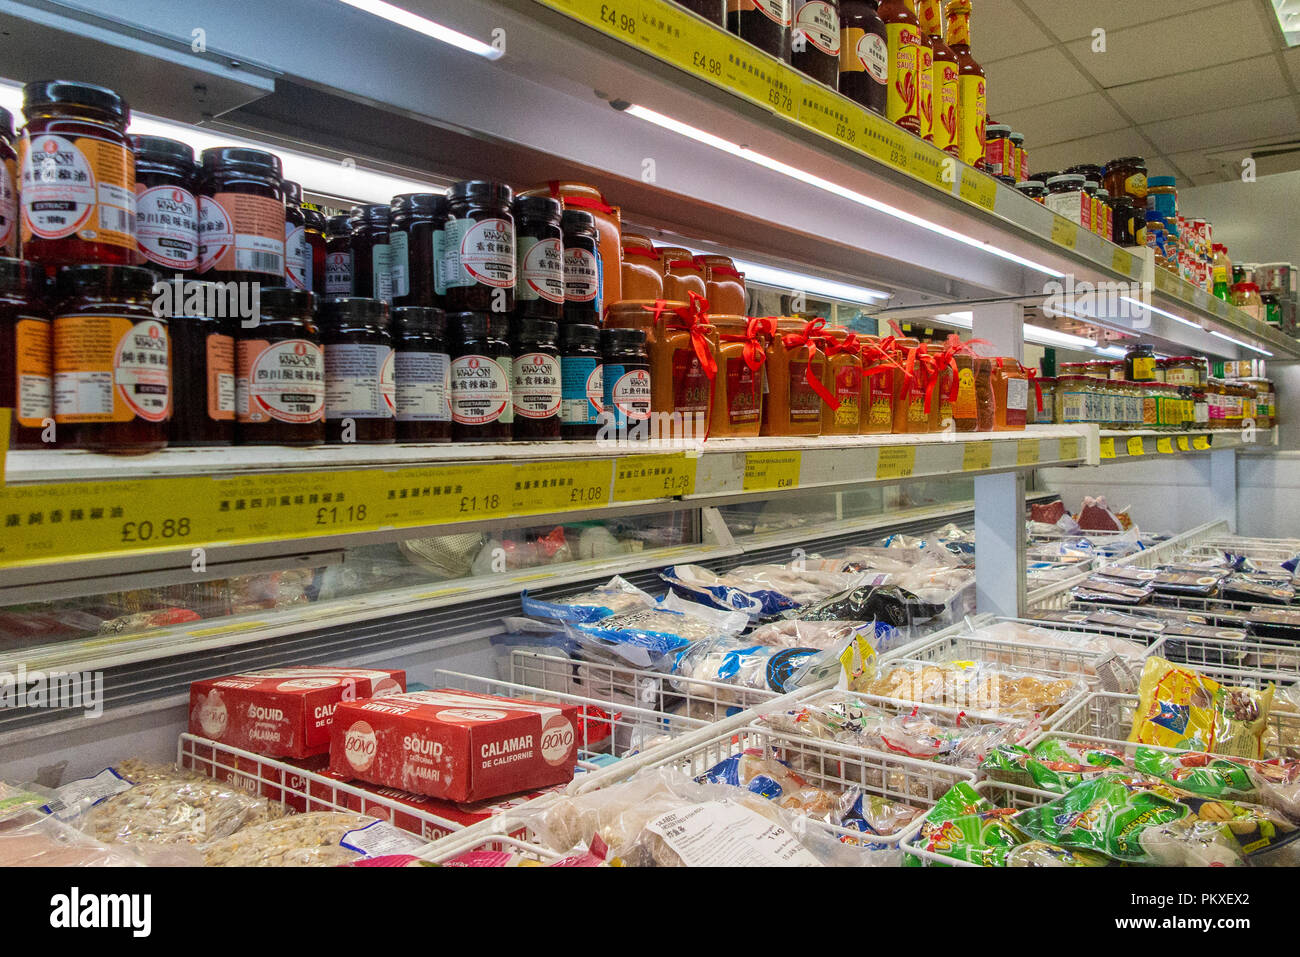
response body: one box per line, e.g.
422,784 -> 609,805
699,255 -> 747,314
236,286 -> 324,446
620,233 -> 664,302
130,135 -> 199,275
0,257 -> 51,448
711,315 -> 766,438
198,146 -> 285,285
819,327 -> 863,434
664,253 -> 707,302
0,107 -> 16,257
53,263 -> 169,453
20,81 -> 136,268
166,279 -> 236,447
762,318 -> 826,437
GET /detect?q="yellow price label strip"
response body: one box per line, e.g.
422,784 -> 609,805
958,168 -> 997,212
742,450 -> 802,492
1178,436 -> 1191,452
1157,437 -> 1175,454
796,81 -> 861,150
1192,436 -> 1212,451
540,0 -> 641,42
858,111 -> 912,173
962,441 -> 993,472
1154,269 -> 1178,296
875,445 -> 916,480
1111,247 -> 1134,277
906,142 -> 951,189
1016,439 -> 1041,466
1059,436 -> 1081,461
612,453 -> 697,501
637,1 -> 720,76
1099,437 -> 1116,459
1127,436 -> 1146,457
513,459 -> 612,514
1050,216 -> 1078,250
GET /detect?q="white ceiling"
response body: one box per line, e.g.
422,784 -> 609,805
983,0 -> 1300,184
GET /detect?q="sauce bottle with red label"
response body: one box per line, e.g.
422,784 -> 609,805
0,108 -> 16,258
879,1 -> 922,134
945,0 -> 986,169
918,0 -> 959,156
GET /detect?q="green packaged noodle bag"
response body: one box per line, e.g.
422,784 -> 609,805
1013,775 -> 1188,863
982,740 -> 1126,793
906,781 -> 1026,867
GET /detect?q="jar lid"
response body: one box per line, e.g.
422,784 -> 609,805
1014,181 -> 1044,192
512,195 -> 562,223
23,80 -> 129,123
258,286 -> 316,316
1066,164 -> 1103,178
1096,188 -> 1110,199
448,179 -> 513,209
1105,156 -> 1146,169
560,208 -> 597,232
392,305 -> 445,336
1046,174 -> 1084,187
129,134 -> 195,169
1029,171 -> 1058,182
513,317 -> 558,343
1148,175 -> 1177,188
56,263 -> 160,300
0,106 -> 11,140
602,327 -> 646,352
985,124 -> 1011,136
448,310 -> 509,340
320,296 -> 389,328
1009,131 -> 1024,143
200,146 -> 282,180
327,214 -> 353,236
0,257 -> 44,297
304,207 -> 327,230
391,192 -> 447,215
350,204 -> 390,226
282,180 -> 303,205
561,323 -> 602,349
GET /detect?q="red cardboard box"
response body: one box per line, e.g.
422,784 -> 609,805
182,742 -> 329,813
190,667 -> 406,759
330,689 -> 579,802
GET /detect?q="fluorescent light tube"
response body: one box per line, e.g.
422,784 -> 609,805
623,104 -> 1064,278
1209,330 -> 1273,357
1121,296 -> 1203,330
1023,323 -> 1100,350
739,261 -> 888,304
1095,345 -> 1127,358
338,0 -> 502,58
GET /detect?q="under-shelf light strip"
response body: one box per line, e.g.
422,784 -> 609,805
1120,296 -> 1204,330
337,0 -> 502,59
623,105 -> 1064,279
907,310 -> 1121,357
1209,331 -> 1274,357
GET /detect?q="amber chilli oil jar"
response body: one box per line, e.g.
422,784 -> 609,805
19,80 -> 136,268
0,258 -> 52,449
449,311 -> 513,442
235,286 -> 324,446
198,146 -> 285,285
761,318 -> 826,437
319,297 -> 395,445
53,263 -> 169,453
710,316 -> 766,438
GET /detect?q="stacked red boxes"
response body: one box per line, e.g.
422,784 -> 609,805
189,667 -> 406,759
329,689 -> 579,802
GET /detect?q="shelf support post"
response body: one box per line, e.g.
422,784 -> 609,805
1209,448 -> 1238,533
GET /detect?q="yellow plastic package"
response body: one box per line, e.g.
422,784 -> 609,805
1130,657 -> 1273,759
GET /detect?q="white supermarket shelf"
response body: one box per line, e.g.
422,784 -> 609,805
1095,428 -> 1277,461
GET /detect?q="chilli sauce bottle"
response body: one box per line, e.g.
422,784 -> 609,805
792,1 -> 841,88
198,146 -> 286,285
919,0 -> 959,156
236,286 -> 324,446
0,257 -> 51,448
0,107 -> 16,257
945,0 -> 985,169
283,180 -> 312,291
324,214 -> 354,296
838,1 -> 889,116
19,81 -> 136,268
728,1 -> 793,62
319,296 -> 395,444
167,280 -> 236,446
879,1 -> 922,135
915,4 -> 934,141
130,135 -> 199,276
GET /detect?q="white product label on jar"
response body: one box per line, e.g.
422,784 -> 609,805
113,319 -> 170,422
395,350 -> 450,421
20,134 -> 97,239
644,801 -> 820,868
564,246 -> 600,303
1005,377 -> 1028,412
1060,390 -> 1087,423
390,230 -> 409,299
858,33 -> 889,83
19,372 -> 52,422
1045,190 -> 1084,225
0,159 -> 16,250
751,0 -> 792,27
234,233 -> 285,277
136,185 -> 199,271
611,368 -> 652,420
197,194 -> 234,273
450,354 -> 511,425
795,1 -> 839,55
371,243 -> 393,302
325,343 -> 395,419
517,236 -> 564,303
324,251 -> 353,295
285,222 -> 311,290
444,217 -> 515,289
54,371 -> 112,418
239,339 -> 325,423
512,352 -> 561,419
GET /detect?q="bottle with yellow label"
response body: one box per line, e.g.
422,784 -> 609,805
918,0 -> 958,155
944,0 -> 985,169
879,0 -> 921,134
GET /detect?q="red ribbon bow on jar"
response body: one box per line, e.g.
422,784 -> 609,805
649,291 -> 719,382
780,317 -> 839,410
720,316 -> 775,372
1022,364 -> 1046,413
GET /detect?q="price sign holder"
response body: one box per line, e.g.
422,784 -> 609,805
742,451 -> 802,492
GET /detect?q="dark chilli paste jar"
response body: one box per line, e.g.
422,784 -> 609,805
442,180 -> 515,315
0,258 -> 51,448
198,147 -> 285,284
562,208 -> 601,325
283,180 -> 311,291
325,214 -> 354,296
793,1 -> 841,88
513,195 -> 564,321
393,305 -> 450,443
319,297 -> 395,444
450,311 -> 513,441
390,193 -> 441,308
350,204 -> 393,303
165,279 -> 236,446
303,205 -> 327,294
53,263 -> 169,453
20,81 -> 136,268
511,318 -> 562,441
602,327 -> 651,436
729,1 -> 793,62
561,323 -> 603,440
0,107 -> 16,257
130,134 -> 198,275
235,286 -> 323,446
839,0 -> 889,116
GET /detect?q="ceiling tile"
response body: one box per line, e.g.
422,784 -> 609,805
1158,149 -> 1227,180
1143,95 -> 1300,154
1017,0 -> 1226,43
1107,56 -> 1290,125
1283,44 -> 1300,85
1027,129 -> 1159,179
970,2 -> 1055,64
1064,1 -> 1280,88
996,92 -> 1129,147
984,46 -> 1095,113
